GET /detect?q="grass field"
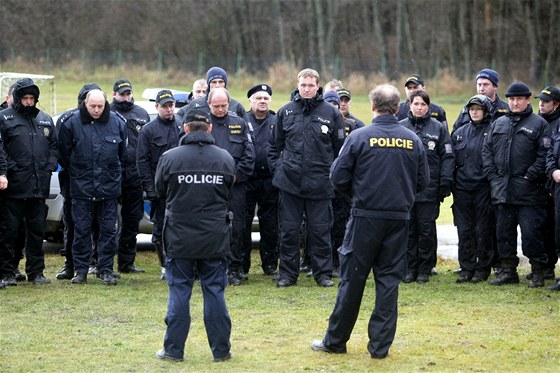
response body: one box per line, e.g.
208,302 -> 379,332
0,252 -> 558,372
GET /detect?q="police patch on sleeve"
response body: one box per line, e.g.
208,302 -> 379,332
337,128 -> 345,139
544,137 -> 551,148
445,144 -> 453,153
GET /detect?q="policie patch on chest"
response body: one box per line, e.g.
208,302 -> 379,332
228,124 -> 242,135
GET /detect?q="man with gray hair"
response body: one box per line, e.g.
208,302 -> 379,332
312,84 -> 429,359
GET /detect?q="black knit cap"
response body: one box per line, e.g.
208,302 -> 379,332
504,82 -> 532,98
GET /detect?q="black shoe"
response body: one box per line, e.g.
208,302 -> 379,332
2,275 -> 17,286
56,265 -> 74,280
99,272 -> 117,286
119,265 -> 145,274
332,267 -> 340,278
456,272 -> 473,284
95,271 -> 121,279
528,273 -> 545,288
213,352 -> 231,362
14,269 -> 26,282
155,349 -> 183,362
525,269 -> 554,280
228,274 -> 242,286
403,272 -> 416,283
416,274 -> 430,283
311,340 -> 346,354
276,278 -> 296,287
544,268 -> 555,280
471,271 -> 489,283
263,266 -> 278,276
548,280 -> 560,291
489,269 -> 519,285
0,282 -> 5,290
317,278 -> 334,287
71,273 -> 87,284
371,353 -> 388,359
237,271 -> 248,281
30,275 -> 51,284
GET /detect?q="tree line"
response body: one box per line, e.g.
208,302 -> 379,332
0,0 -> 557,85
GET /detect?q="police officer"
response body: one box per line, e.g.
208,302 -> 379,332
483,82 -> 550,288
323,90 -> 363,276
336,88 -> 366,128
154,112 -> 234,363
452,68 -> 509,133
400,90 -> 455,284
0,119 -> 9,289
207,87 -> 255,285
55,83 -> 102,280
541,86 -> 560,290
311,84 -> 429,359
137,89 -> 182,280
0,78 -> 57,286
396,74 -> 447,126
268,68 -> 345,288
177,67 -> 247,123
243,84 -> 278,276
58,89 -> 127,285
110,79 -> 150,273
452,95 -> 495,283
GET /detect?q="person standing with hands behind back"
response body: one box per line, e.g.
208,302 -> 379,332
311,84 -> 429,359
155,112 -> 235,363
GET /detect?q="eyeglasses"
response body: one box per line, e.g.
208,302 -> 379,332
469,107 -> 483,112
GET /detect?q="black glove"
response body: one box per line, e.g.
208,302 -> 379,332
143,189 -> 157,201
439,183 -> 451,202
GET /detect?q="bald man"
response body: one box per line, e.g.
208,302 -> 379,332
58,88 -> 127,285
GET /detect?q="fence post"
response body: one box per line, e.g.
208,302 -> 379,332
45,48 -> 51,72
116,49 -> 123,66
158,51 -> 163,78
198,52 -> 204,76
333,54 -> 340,79
236,52 -> 242,77
81,49 -> 86,71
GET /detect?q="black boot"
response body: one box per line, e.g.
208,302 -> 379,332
56,262 -> 75,280
489,268 -> 519,286
548,279 -> 560,291
528,269 -> 545,288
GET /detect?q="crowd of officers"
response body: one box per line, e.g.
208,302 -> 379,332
0,66 -> 559,292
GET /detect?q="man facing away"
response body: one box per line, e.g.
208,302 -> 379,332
155,111 -> 235,363
312,84 -> 429,359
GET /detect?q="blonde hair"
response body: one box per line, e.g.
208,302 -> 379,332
297,68 -> 320,85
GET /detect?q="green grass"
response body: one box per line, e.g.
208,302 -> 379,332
1,252 -> 558,372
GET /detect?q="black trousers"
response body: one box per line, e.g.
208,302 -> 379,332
406,202 -> 439,276
243,176 -> 279,273
117,183 -> 143,270
0,198 -> 47,279
495,204 -> 547,269
277,191 -> 332,283
227,183 -> 247,274
331,191 -> 351,268
452,188 -> 495,275
322,217 -> 408,358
